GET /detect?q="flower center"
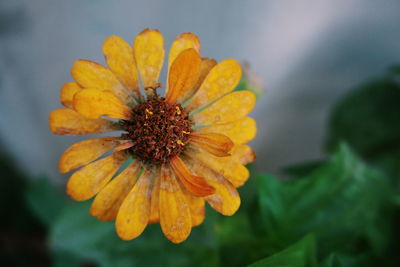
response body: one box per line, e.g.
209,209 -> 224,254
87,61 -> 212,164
122,96 -> 192,165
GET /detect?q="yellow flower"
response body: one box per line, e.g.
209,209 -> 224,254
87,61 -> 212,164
49,29 -> 257,243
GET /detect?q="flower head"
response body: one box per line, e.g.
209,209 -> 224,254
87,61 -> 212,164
49,29 -> 257,243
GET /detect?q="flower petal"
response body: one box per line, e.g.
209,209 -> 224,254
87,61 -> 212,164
116,167 -> 153,240
49,108 -> 119,135
190,58 -> 217,98
73,88 -> 132,120
103,36 -> 141,99
168,32 -> 200,70
192,91 -> 256,125
149,173 -> 161,224
133,29 -> 164,91
197,117 -> 256,144
166,48 -> 201,104
186,59 -> 242,111
71,59 -> 130,104
182,189 -> 205,227
159,164 -> 192,243
59,137 -> 120,173
66,151 -> 127,201
90,161 -> 141,221
187,148 -> 249,187
60,82 -> 81,108
231,145 -> 256,165
169,156 -> 215,197
186,158 -> 240,216
190,132 -> 234,157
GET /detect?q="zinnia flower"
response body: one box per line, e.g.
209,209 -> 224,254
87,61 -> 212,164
49,29 -> 257,243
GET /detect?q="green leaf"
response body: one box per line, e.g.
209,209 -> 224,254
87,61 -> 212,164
247,234 -> 317,267
255,143 -> 394,258
25,176 -> 67,226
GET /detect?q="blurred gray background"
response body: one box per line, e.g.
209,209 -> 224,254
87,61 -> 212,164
1,0 -> 399,181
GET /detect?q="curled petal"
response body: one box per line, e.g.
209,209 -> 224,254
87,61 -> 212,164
192,91 -> 256,125
49,108 -> 119,135
166,48 -> 201,104
116,168 -> 153,240
60,82 -> 81,108
169,156 -> 215,197
190,132 -> 234,157
71,59 -> 130,104
186,158 -> 240,216
168,32 -> 200,70
197,117 -> 256,144
134,29 -> 165,91
73,88 -> 132,120
103,35 -> 141,99
59,137 -> 120,173
90,161 -> 141,221
187,148 -> 249,187
66,151 -> 127,201
186,59 -> 242,111
159,165 -> 192,243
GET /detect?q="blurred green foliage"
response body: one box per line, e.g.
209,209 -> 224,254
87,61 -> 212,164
1,66 -> 400,266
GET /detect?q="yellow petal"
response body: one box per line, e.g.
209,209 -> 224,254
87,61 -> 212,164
231,145 -> 256,165
192,91 -> 256,125
133,29 -> 164,91
116,168 -> 153,240
103,36 -> 141,99
166,48 -> 201,104
190,132 -> 234,157
90,161 -> 141,221
73,88 -> 132,120
159,165 -> 192,243
182,189 -> 205,227
59,137 -> 120,173
187,147 -> 249,187
170,156 -> 215,197
186,158 -> 240,216
71,59 -> 130,103
197,117 -> 256,144
190,58 -> 217,99
149,174 -> 161,224
66,151 -> 127,201
49,108 -> 119,135
186,59 -> 242,111
60,82 -> 81,108
168,32 -> 200,70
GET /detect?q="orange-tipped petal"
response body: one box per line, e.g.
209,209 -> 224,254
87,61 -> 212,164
169,156 -> 215,197
103,35 -> 141,99
159,165 -> 192,243
197,117 -> 256,144
187,148 -> 249,187
71,59 -> 129,103
49,108 -> 119,135
60,82 -> 81,108
149,174 -> 161,224
192,91 -> 256,125
186,59 -> 242,111
168,32 -> 200,70
116,168 -> 153,240
133,29 -> 165,91
190,58 -> 217,97
90,161 -> 141,221
73,88 -> 132,120
231,145 -> 256,165
166,48 -> 201,104
190,132 -> 234,157
59,137 -> 120,173
186,158 -> 240,216
66,151 -> 127,201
